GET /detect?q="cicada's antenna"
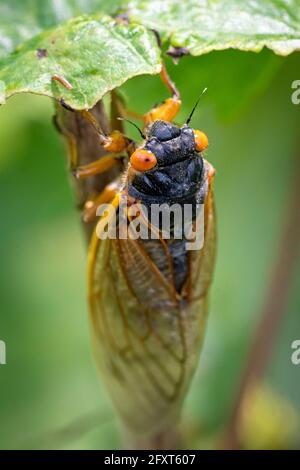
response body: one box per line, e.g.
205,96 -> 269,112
185,88 -> 207,125
117,117 -> 146,139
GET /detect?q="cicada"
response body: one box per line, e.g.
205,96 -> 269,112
58,65 -> 216,440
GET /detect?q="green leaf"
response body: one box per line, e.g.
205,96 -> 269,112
2,1 -> 300,60
127,0 -> 300,56
1,0 -> 300,110
0,0 -> 122,58
0,14 -> 161,109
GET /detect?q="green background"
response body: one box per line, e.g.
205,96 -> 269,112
0,50 -> 299,449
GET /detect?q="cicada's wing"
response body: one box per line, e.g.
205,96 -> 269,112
88,177 -> 216,436
88,236 -> 184,434
188,170 -> 216,301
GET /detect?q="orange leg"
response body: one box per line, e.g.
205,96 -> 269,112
73,108 -> 134,180
160,62 -> 180,99
64,106 -> 131,225
144,63 -> 181,126
73,154 -> 124,180
80,109 -> 129,153
83,182 -> 119,223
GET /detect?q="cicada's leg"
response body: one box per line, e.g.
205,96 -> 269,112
72,108 -> 135,180
144,63 -> 181,126
80,109 -> 130,153
72,106 -> 136,224
82,181 -> 120,223
73,154 -> 124,180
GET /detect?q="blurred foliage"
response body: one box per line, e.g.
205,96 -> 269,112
0,49 -> 300,449
238,384 -> 299,450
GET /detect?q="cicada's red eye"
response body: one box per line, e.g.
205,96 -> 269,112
130,149 -> 157,172
194,130 -> 209,152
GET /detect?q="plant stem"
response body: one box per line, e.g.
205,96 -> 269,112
223,154 -> 300,449
125,428 -> 180,450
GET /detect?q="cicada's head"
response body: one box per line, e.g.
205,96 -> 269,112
127,120 -> 209,205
